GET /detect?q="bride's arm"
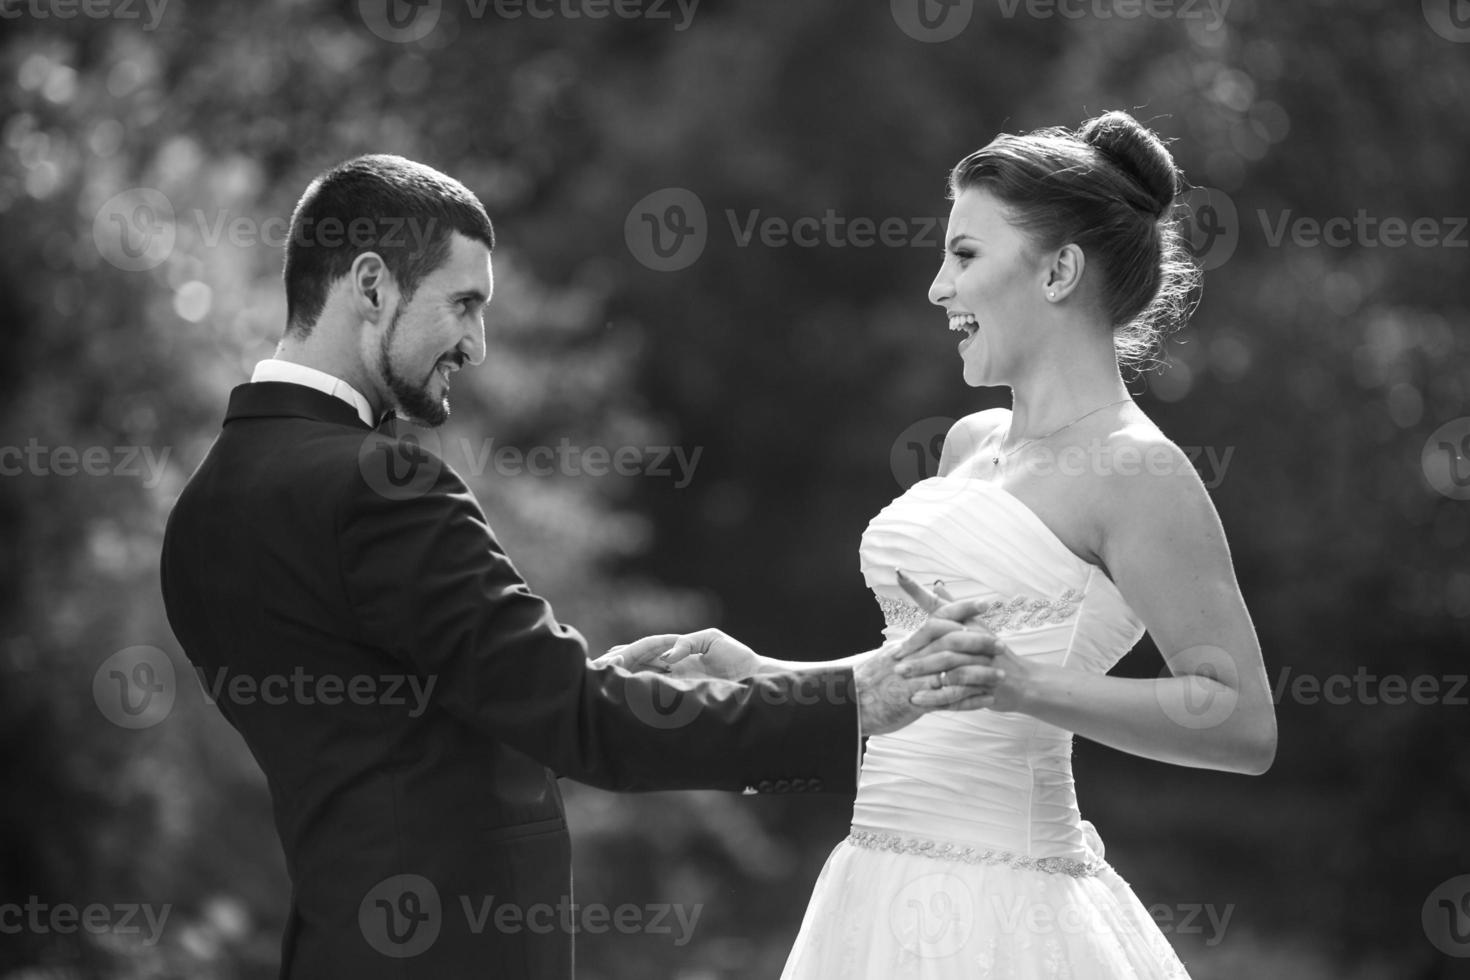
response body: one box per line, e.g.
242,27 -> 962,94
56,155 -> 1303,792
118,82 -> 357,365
914,434 -> 1277,775
754,649 -> 878,674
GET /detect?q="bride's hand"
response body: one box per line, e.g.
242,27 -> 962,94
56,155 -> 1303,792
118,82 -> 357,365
593,630 -> 763,681
653,628 -> 764,681
593,634 -> 679,672
902,627 -> 1031,713
893,569 -> 1031,713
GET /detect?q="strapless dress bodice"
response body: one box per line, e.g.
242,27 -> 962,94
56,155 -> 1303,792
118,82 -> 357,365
852,475 -> 1145,867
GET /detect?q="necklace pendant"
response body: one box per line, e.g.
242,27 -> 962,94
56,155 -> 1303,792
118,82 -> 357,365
991,456 -> 999,465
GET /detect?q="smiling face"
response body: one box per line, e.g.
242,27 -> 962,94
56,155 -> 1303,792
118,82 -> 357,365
928,188 -> 1051,387
375,232 -> 491,426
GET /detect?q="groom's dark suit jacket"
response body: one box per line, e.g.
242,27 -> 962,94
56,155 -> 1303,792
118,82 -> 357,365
160,382 -> 859,979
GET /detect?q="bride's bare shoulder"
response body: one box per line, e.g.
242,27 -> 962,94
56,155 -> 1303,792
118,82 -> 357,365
938,408 -> 1010,475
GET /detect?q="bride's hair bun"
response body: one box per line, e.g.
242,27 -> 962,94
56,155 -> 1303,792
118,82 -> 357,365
1079,111 -> 1179,219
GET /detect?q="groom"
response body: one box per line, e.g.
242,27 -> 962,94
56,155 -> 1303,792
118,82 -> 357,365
159,155 -> 995,979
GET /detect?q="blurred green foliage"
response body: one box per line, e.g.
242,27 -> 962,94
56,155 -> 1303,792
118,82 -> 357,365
1,0 -> 1467,977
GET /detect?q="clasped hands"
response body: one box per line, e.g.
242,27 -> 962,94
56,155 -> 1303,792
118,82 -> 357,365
592,569 -> 1029,736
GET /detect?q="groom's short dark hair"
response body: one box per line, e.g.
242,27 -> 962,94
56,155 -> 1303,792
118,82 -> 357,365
282,154 -> 496,335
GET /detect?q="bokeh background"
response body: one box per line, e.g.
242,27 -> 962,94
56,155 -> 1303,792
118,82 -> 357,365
3,0 -> 1468,977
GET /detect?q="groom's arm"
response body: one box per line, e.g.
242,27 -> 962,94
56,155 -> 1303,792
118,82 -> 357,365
339,458 -> 860,795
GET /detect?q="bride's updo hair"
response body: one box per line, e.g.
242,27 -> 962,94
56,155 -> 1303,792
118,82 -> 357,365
949,111 -> 1199,372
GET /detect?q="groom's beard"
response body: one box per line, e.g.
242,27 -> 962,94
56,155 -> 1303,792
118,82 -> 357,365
380,306 -> 449,428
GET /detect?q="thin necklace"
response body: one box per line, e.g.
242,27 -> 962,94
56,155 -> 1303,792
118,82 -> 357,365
991,397 -> 1132,466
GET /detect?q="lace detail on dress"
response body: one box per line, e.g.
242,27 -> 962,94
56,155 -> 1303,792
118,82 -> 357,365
877,591 -> 1082,636
848,829 -> 1104,878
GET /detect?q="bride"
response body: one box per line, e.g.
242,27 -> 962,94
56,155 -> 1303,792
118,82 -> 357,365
608,110 -> 1276,978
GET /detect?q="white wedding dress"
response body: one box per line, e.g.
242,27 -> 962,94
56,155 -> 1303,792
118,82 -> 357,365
781,475 -> 1191,979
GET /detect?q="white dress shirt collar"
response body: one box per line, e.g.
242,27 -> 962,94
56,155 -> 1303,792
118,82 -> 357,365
251,359 -> 376,427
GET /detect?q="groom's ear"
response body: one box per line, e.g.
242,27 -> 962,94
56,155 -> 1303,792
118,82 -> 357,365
350,251 -> 397,324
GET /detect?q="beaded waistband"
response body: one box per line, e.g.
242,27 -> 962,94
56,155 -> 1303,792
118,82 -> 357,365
846,828 -> 1104,878
877,590 -> 1081,637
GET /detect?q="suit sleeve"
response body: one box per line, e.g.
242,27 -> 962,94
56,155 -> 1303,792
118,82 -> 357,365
338,457 -> 859,795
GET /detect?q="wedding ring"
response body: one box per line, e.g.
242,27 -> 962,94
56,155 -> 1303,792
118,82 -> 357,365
940,670 -> 948,688
930,673 -> 942,690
